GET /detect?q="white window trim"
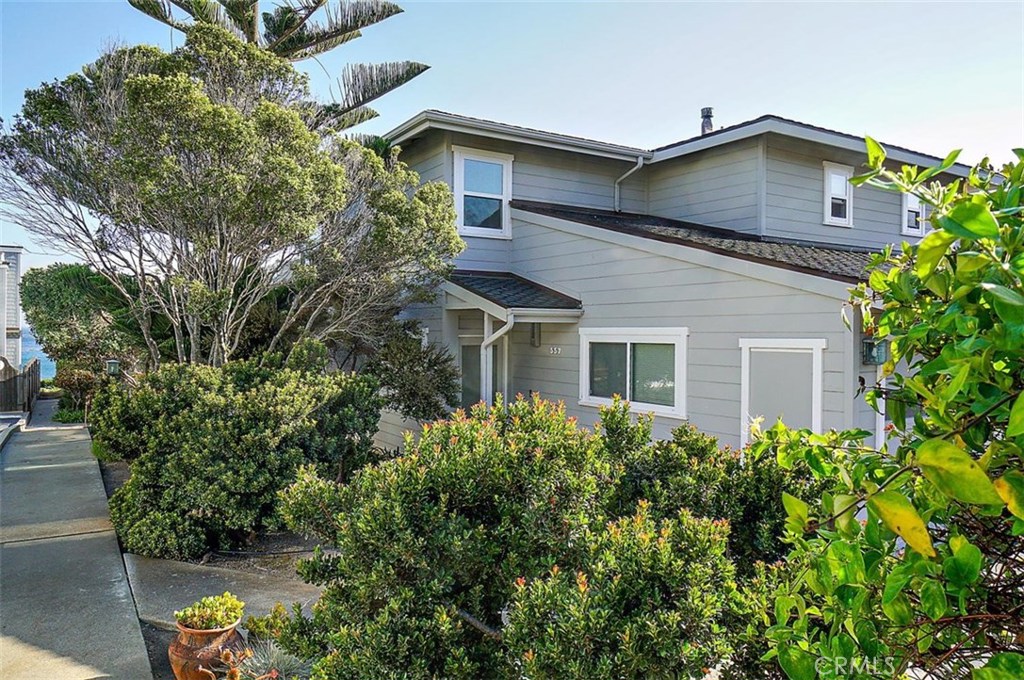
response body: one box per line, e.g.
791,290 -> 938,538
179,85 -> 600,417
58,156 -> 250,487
739,338 -> 827,447
453,146 -> 513,239
901,193 -> 925,237
823,161 -> 853,228
578,327 -> 688,419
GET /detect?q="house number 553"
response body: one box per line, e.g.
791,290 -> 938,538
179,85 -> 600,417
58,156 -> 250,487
549,347 -> 562,355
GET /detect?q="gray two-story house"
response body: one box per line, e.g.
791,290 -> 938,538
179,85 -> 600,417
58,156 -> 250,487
375,109 -> 967,451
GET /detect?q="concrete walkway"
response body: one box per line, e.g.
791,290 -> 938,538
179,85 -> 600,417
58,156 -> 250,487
0,400 -> 152,679
125,554 -> 321,631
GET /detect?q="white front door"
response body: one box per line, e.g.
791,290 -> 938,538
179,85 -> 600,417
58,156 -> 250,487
460,341 -> 504,409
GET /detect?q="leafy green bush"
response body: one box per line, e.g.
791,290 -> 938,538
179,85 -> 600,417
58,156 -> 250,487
364,321 -> 460,421
276,396 -> 815,679
52,408 -> 85,423
751,146 -> 1024,679
615,422 -> 823,574
175,592 -> 245,630
104,354 -> 382,559
504,504 -> 735,679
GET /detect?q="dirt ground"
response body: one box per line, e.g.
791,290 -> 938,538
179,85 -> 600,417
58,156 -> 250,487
141,623 -> 176,680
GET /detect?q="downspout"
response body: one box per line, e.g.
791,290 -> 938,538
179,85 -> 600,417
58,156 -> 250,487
614,155 -> 645,212
481,312 -> 515,405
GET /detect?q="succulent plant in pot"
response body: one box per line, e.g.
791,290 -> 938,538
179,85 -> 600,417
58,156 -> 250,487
168,592 -> 246,680
216,640 -> 311,680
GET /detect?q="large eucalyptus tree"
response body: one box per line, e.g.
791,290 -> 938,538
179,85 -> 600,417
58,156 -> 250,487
127,0 -> 427,131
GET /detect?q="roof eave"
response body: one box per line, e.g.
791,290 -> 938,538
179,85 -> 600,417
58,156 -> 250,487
651,118 -> 970,177
386,111 -> 652,162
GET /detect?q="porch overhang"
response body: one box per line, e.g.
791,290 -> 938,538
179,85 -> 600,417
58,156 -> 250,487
443,271 -> 583,408
442,270 -> 584,323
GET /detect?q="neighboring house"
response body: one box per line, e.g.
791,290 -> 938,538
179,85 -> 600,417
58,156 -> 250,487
374,109 -> 967,451
0,245 -> 23,369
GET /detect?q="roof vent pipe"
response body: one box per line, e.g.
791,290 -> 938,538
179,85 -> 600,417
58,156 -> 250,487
701,107 -> 714,135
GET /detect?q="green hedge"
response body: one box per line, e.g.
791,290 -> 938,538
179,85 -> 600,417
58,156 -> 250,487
100,356 -> 382,559
275,396 -> 816,679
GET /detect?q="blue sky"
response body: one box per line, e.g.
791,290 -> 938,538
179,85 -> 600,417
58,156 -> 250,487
1,0 -> 1022,270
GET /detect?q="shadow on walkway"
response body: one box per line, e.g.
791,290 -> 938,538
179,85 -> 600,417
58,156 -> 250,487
0,400 -> 152,679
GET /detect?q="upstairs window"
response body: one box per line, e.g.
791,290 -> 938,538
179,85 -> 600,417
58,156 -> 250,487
454,147 -> 513,238
902,193 -> 925,236
823,162 -> 853,227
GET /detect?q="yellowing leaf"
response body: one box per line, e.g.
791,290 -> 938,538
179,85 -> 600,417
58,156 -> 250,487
1008,393 -> 1024,437
916,439 -> 1004,506
994,471 -> 1024,520
868,490 -> 936,558
865,136 -> 886,167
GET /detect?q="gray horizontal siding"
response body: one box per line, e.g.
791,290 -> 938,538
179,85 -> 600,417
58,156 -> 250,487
399,131 -> 510,271
373,410 -> 422,451
764,135 -> 902,250
510,216 -> 854,448
647,137 -> 760,233
447,132 -> 647,212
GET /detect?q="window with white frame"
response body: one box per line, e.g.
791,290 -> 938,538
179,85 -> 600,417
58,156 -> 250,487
453,147 -> 513,238
823,162 -> 853,227
579,328 -> 687,418
901,193 -> 925,236
739,338 -> 826,446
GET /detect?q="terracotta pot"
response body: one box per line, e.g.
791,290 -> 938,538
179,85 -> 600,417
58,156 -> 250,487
168,618 -> 245,680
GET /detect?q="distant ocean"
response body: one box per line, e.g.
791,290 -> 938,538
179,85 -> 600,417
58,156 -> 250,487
22,327 -> 56,380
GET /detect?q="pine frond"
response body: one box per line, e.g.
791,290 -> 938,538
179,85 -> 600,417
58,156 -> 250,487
271,0 -> 403,59
347,133 -> 393,158
339,61 -> 428,112
186,0 -> 234,30
307,103 -> 378,132
127,0 -> 187,29
278,31 -> 361,61
217,0 -> 260,42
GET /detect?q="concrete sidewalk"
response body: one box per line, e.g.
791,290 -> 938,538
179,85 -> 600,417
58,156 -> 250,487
0,400 -> 152,679
125,553 -> 321,631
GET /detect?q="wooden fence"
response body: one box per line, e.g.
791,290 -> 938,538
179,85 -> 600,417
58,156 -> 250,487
0,357 -> 41,413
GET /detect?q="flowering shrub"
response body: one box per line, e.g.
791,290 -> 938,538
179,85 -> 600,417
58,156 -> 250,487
276,395 -> 816,679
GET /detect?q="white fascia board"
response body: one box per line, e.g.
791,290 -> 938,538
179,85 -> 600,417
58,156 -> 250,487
510,308 -> 583,323
512,208 -> 853,301
442,282 -> 507,320
443,281 -> 583,322
650,120 -> 969,177
387,112 -> 651,162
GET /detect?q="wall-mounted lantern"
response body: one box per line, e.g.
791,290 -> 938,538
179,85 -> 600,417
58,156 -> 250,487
530,323 -> 542,348
104,358 -> 121,377
861,338 -> 888,366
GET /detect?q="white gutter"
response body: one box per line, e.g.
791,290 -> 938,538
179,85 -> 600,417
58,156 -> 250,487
614,156 -> 645,212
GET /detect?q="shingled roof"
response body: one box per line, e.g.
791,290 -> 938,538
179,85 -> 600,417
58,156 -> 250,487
449,271 -> 582,310
512,201 -> 878,283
